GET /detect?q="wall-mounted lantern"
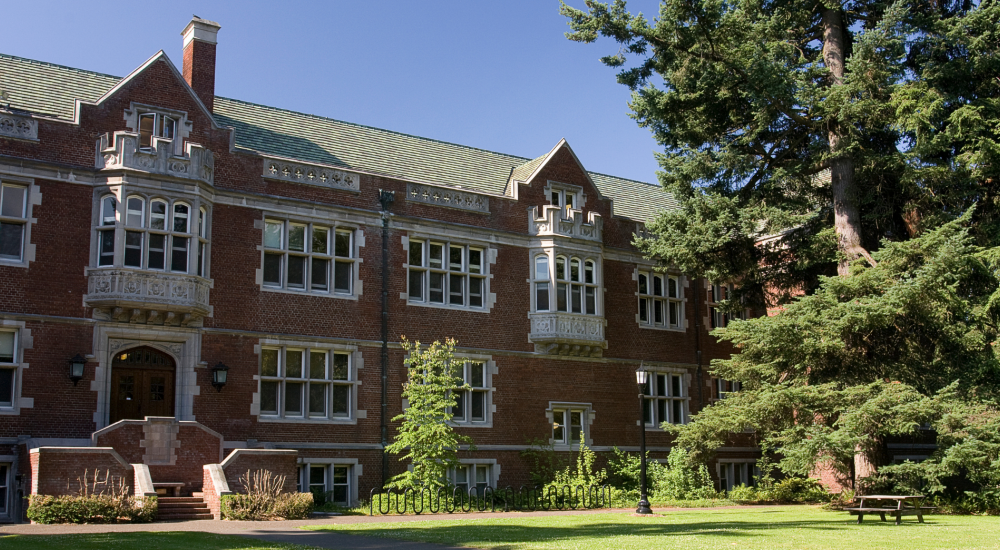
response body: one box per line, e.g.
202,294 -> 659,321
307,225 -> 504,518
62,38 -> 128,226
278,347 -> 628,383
211,362 -> 229,392
69,354 -> 87,386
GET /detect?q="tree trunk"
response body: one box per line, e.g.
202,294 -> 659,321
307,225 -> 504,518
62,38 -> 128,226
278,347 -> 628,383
822,8 -> 868,276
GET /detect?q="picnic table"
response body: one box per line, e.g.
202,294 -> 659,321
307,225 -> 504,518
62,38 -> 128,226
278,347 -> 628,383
844,495 -> 935,524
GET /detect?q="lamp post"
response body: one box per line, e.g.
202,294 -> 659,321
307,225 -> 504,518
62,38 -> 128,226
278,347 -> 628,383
635,366 -> 653,515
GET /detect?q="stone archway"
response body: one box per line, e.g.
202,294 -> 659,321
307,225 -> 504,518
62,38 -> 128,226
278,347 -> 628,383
109,346 -> 176,424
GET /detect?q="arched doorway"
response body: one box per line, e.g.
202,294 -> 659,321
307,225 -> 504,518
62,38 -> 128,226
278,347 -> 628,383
109,346 -> 176,424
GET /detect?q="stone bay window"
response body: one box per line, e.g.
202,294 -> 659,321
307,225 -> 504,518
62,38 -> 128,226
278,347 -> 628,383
528,249 -> 606,357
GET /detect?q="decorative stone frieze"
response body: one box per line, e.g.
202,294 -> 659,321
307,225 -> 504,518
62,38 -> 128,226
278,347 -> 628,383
261,156 -> 360,191
406,183 -> 489,213
530,205 -> 602,242
96,131 -> 215,184
528,312 -> 607,357
0,110 -> 38,141
84,268 -> 212,326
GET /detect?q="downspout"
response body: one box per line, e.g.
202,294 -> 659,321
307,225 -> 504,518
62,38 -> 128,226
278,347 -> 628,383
378,189 -> 395,488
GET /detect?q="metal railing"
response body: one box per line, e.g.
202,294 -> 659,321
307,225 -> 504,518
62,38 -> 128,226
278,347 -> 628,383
369,484 -> 613,515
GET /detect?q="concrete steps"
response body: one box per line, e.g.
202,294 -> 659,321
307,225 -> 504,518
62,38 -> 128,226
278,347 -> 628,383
157,496 -> 213,521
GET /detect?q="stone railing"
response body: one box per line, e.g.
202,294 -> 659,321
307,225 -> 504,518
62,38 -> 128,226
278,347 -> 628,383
0,109 -> 38,141
528,312 -> 607,357
261,156 -> 360,192
530,205 -> 602,242
84,268 -> 212,326
406,182 -> 489,213
96,131 -> 214,185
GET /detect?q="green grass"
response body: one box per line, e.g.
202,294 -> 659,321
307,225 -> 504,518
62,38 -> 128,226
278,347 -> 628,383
0,532 -> 318,550
307,505 -> 999,550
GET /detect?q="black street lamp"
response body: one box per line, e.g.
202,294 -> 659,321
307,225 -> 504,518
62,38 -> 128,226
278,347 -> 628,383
635,366 -> 653,515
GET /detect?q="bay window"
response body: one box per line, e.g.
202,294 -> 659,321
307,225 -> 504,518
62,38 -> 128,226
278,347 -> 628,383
532,252 -> 600,315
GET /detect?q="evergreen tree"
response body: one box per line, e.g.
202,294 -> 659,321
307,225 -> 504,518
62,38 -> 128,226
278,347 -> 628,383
385,337 -> 473,490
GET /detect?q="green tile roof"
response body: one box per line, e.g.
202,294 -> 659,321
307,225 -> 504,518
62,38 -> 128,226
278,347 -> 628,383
0,52 -> 678,222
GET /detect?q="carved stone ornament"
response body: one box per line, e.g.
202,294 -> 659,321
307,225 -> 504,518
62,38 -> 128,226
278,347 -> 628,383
96,131 -> 214,185
0,110 -> 38,141
528,312 -> 607,357
261,157 -> 360,192
406,183 -> 490,213
85,268 -> 212,327
530,205 -> 602,242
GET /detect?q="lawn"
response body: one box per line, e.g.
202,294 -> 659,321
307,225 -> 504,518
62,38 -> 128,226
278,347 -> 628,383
308,505 -> 999,550
0,532 -> 318,550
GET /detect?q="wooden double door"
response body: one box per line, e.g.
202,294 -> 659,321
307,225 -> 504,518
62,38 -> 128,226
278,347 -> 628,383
109,346 -> 175,424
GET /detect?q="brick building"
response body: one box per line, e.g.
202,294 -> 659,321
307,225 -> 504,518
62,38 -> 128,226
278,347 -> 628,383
0,17 -> 756,521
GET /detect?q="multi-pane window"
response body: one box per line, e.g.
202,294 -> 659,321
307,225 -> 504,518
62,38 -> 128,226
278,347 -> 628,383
299,464 -> 351,506
97,194 -> 205,274
407,240 -> 486,308
719,462 -> 759,491
451,361 -> 488,424
534,254 -> 599,314
638,271 -> 683,329
548,188 -> 579,215
552,408 -> 584,445
259,347 -> 353,420
263,220 -> 354,295
137,112 -> 176,150
709,284 -> 744,328
643,373 -> 687,426
453,464 -> 491,495
0,330 -> 16,409
0,463 -> 8,515
0,183 -> 27,262
713,378 -> 742,401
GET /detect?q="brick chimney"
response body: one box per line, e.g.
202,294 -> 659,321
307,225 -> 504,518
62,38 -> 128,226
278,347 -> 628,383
181,16 -> 221,112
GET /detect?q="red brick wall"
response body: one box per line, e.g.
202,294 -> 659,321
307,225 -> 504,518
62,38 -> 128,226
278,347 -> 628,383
29,448 -> 132,496
221,450 -> 298,494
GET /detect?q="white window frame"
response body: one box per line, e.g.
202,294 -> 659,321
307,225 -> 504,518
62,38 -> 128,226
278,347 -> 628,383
93,191 -> 208,276
405,237 -> 490,311
451,460 -> 497,496
0,322 -> 31,415
261,219 -> 358,298
0,461 -> 10,518
255,343 -> 361,424
637,271 -> 684,330
708,283 -> 746,329
531,250 -> 601,316
545,402 -> 594,449
543,181 -> 585,218
297,458 -> 360,507
449,356 -> 495,428
137,112 -> 177,152
124,104 -> 192,157
0,180 -> 36,267
717,460 -> 760,492
712,377 -> 742,402
642,370 -> 689,428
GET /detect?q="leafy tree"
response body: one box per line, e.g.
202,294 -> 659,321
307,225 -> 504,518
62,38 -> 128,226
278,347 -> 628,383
385,337 -> 473,490
562,0 -> 1000,306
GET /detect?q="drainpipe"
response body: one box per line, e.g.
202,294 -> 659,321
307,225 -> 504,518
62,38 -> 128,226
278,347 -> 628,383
693,277 -> 705,411
378,189 -> 394,488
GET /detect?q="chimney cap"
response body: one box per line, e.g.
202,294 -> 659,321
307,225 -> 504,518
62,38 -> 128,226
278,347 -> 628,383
182,16 -> 221,46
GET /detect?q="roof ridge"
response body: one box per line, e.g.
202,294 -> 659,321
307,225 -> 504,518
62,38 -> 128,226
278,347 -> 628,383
0,52 -> 121,80
589,171 -> 659,188
215,96 -> 535,164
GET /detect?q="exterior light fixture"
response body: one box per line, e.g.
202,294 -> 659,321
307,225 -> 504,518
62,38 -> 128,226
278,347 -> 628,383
211,362 -> 229,392
69,354 -> 87,386
635,364 -> 653,515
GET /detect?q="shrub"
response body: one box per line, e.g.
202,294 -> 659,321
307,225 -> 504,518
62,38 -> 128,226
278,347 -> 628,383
726,484 -> 761,503
656,448 -> 718,501
770,477 -> 828,503
26,469 -> 156,524
542,444 -> 607,507
221,469 -> 314,520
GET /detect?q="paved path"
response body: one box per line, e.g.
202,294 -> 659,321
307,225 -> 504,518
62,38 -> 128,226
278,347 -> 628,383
0,508 -> 643,550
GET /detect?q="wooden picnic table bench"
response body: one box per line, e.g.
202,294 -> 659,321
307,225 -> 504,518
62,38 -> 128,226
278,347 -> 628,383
844,495 -> 936,525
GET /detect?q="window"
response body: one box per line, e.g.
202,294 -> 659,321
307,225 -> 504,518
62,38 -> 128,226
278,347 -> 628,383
298,463 -> 351,506
551,408 -> 585,445
0,183 -> 28,262
709,284 -> 744,328
0,463 -> 8,515
718,461 -> 759,492
643,372 -> 687,427
533,253 -> 599,315
137,112 -> 176,150
451,361 -> 488,424
547,186 -> 582,218
263,220 -> 355,295
713,378 -> 742,401
0,330 -> 16,409
407,240 -> 486,309
638,271 -> 683,329
96,194 -> 206,274
453,464 -> 492,496
259,347 -> 353,420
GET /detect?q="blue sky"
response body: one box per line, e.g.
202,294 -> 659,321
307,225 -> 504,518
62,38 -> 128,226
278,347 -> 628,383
1,1 -> 664,184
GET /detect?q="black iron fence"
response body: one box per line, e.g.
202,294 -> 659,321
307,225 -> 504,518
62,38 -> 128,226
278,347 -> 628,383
369,484 -> 614,515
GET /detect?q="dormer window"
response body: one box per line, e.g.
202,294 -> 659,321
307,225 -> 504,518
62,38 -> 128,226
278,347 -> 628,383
138,112 -> 177,151
549,189 -> 575,210
544,182 -> 585,219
